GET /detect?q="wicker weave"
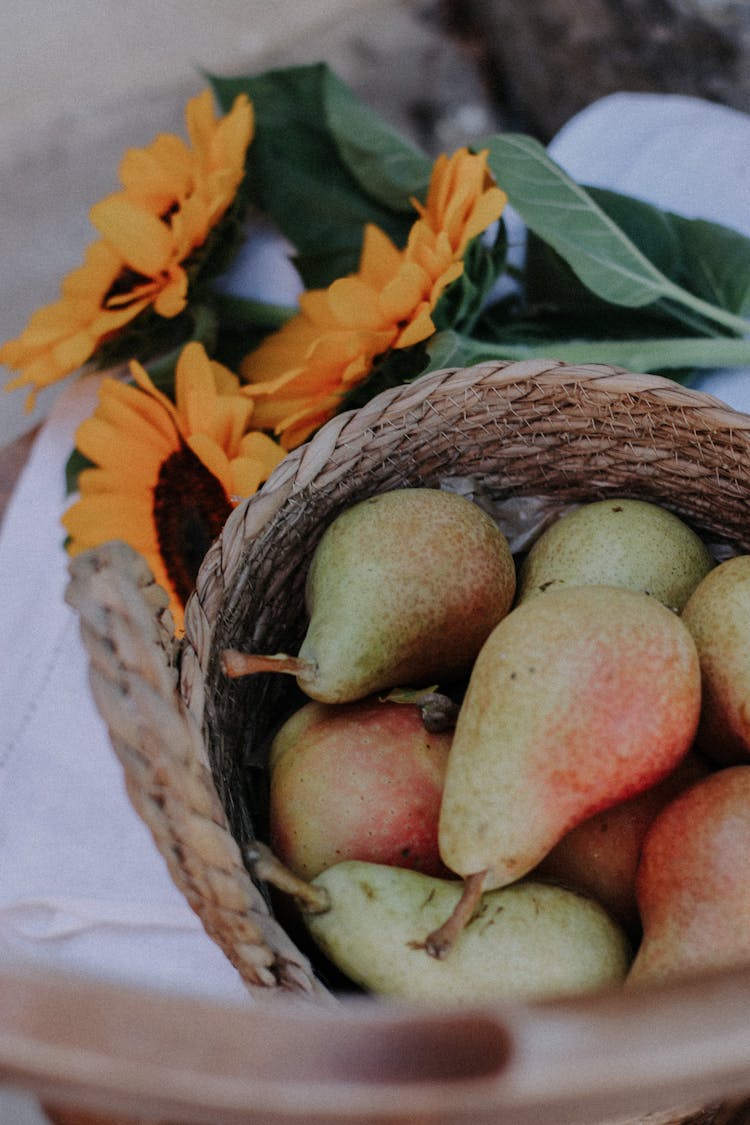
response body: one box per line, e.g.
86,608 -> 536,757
70,357 -> 750,987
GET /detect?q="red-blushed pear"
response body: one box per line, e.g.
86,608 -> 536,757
518,498 -> 713,611
268,697 -> 453,881
628,766 -> 750,985
681,555 -> 750,764
301,861 -> 631,1003
427,585 -> 702,958
221,487 -> 516,703
535,750 -> 710,935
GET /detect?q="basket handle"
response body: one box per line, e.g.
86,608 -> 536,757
2,958 -> 750,1124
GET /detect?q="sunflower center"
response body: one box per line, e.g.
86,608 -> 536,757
154,443 -> 233,610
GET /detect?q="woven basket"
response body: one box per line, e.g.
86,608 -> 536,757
66,358 -> 750,1124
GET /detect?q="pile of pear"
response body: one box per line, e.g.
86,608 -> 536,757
223,488 -> 750,1004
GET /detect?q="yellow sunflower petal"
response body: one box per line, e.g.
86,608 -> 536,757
185,433 -> 233,492
151,270 -> 189,318
63,492 -> 157,552
237,143 -> 503,450
118,134 -> 193,210
229,436 -> 286,498
394,306 -> 438,349
4,91 -> 253,406
326,277 -> 389,330
90,196 -> 175,276
95,371 -> 179,442
358,223 -> 403,289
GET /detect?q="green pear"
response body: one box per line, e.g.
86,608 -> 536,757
681,555 -> 750,764
222,488 -> 516,703
517,498 -> 713,611
628,766 -> 750,985
430,585 -> 701,955
303,861 -> 631,1002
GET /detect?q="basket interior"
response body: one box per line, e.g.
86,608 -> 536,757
187,360 -> 750,878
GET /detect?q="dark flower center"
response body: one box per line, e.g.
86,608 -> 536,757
154,443 -> 233,609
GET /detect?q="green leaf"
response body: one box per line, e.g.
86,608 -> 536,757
483,133 -> 750,338
433,224 -> 509,336
92,303 -> 218,380
585,189 -> 750,320
423,330 -> 487,372
324,68 -> 431,212
668,212 -> 750,318
210,292 -> 296,332
528,186 -> 750,329
209,64 -> 416,288
65,447 -> 94,496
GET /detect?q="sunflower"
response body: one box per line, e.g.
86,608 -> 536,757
2,90 -> 254,411
62,341 -> 284,633
240,147 -> 507,449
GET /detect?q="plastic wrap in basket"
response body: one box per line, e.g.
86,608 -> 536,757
65,358 -> 750,1122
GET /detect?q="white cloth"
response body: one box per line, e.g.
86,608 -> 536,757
0,92 -> 749,1009
0,373 -> 249,1000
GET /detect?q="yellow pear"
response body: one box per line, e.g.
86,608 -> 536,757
518,498 -> 713,611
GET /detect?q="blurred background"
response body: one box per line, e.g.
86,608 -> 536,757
1,0 -> 748,445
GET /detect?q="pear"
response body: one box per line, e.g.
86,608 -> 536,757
628,766 -> 750,985
681,555 -> 750,764
534,750 -> 710,934
430,585 -> 701,955
223,488 -> 516,703
268,697 -> 453,881
302,861 -> 631,1002
517,498 -> 713,611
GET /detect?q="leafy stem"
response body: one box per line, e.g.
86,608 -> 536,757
484,134 -> 750,342
425,329 -> 750,377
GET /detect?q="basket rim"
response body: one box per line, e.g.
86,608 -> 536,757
233,358 -> 750,506
185,357 -> 750,657
173,356 -> 750,1003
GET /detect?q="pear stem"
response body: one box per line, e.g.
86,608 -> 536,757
423,869 -> 489,959
245,841 -> 330,915
221,649 -> 315,680
384,687 -> 460,732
